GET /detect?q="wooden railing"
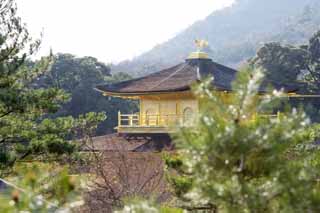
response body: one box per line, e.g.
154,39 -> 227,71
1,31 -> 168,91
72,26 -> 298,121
118,112 -> 191,128
118,113 -> 140,127
117,111 -> 281,129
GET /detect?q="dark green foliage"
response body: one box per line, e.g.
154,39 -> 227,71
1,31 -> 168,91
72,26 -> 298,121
251,30 -> 320,90
251,43 -> 309,83
305,30 -> 320,92
37,53 -> 137,135
164,154 -> 183,170
169,176 -> 193,198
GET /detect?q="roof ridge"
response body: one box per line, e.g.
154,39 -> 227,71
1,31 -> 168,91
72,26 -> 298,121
95,63 -> 185,91
211,61 -> 238,74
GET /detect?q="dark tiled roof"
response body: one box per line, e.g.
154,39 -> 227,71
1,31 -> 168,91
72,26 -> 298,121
96,58 -> 299,95
82,134 -> 173,152
96,63 -> 196,94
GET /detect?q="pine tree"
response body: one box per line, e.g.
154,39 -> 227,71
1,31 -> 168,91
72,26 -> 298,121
0,0 -> 106,175
164,67 -> 320,212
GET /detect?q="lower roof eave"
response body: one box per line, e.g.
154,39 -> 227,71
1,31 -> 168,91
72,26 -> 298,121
96,89 -> 192,99
95,86 -> 302,99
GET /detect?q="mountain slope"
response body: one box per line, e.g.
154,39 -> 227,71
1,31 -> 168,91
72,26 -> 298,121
112,0 -> 320,76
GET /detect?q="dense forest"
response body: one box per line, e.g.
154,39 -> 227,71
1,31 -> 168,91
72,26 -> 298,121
35,54 -> 137,135
112,0 -> 320,76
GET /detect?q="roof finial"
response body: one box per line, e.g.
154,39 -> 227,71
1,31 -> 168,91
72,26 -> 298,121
195,39 -> 209,52
187,39 -> 210,60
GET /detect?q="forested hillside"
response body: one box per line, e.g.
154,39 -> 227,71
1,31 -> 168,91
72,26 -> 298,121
112,0 -> 320,76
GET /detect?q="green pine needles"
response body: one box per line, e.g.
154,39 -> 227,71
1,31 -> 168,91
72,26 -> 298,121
164,68 -> 320,212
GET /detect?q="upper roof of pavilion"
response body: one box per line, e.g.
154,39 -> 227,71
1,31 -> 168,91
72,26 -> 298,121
96,41 -> 300,97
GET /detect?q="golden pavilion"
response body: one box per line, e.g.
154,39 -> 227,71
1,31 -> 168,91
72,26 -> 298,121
95,41 -> 302,136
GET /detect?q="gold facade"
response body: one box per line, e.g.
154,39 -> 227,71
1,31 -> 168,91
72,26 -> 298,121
112,91 -> 236,133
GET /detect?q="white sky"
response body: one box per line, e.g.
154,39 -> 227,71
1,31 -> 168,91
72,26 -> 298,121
16,0 -> 234,63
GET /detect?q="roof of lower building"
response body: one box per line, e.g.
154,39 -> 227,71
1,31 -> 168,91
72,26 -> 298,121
81,134 -> 173,152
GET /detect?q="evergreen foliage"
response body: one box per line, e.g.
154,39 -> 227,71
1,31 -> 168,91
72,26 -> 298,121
164,68 -> 320,212
251,43 -> 309,84
305,30 -> 320,92
37,53 -> 137,135
251,30 -> 320,91
0,0 -> 106,175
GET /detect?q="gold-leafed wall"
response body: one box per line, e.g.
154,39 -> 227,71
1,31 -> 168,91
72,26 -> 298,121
114,91 -> 235,127
139,95 -> 199,126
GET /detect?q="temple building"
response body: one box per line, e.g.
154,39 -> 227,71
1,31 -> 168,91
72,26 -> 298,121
94,41 -> 319,151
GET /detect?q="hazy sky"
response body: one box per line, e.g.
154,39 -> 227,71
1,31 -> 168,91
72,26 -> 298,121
17,0 -> 234,63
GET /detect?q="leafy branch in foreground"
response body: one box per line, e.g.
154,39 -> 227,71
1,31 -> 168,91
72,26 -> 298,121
0,163 -> 83,212
165,67 -> 320,212
119,68 -> 320,212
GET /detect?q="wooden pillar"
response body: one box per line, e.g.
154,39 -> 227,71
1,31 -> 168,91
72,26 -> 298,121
118,111 -> 121,127
139,99 -> 143,126
129,115 -> 133,126
176,100 -> 181,124
158,100 -> 161,126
